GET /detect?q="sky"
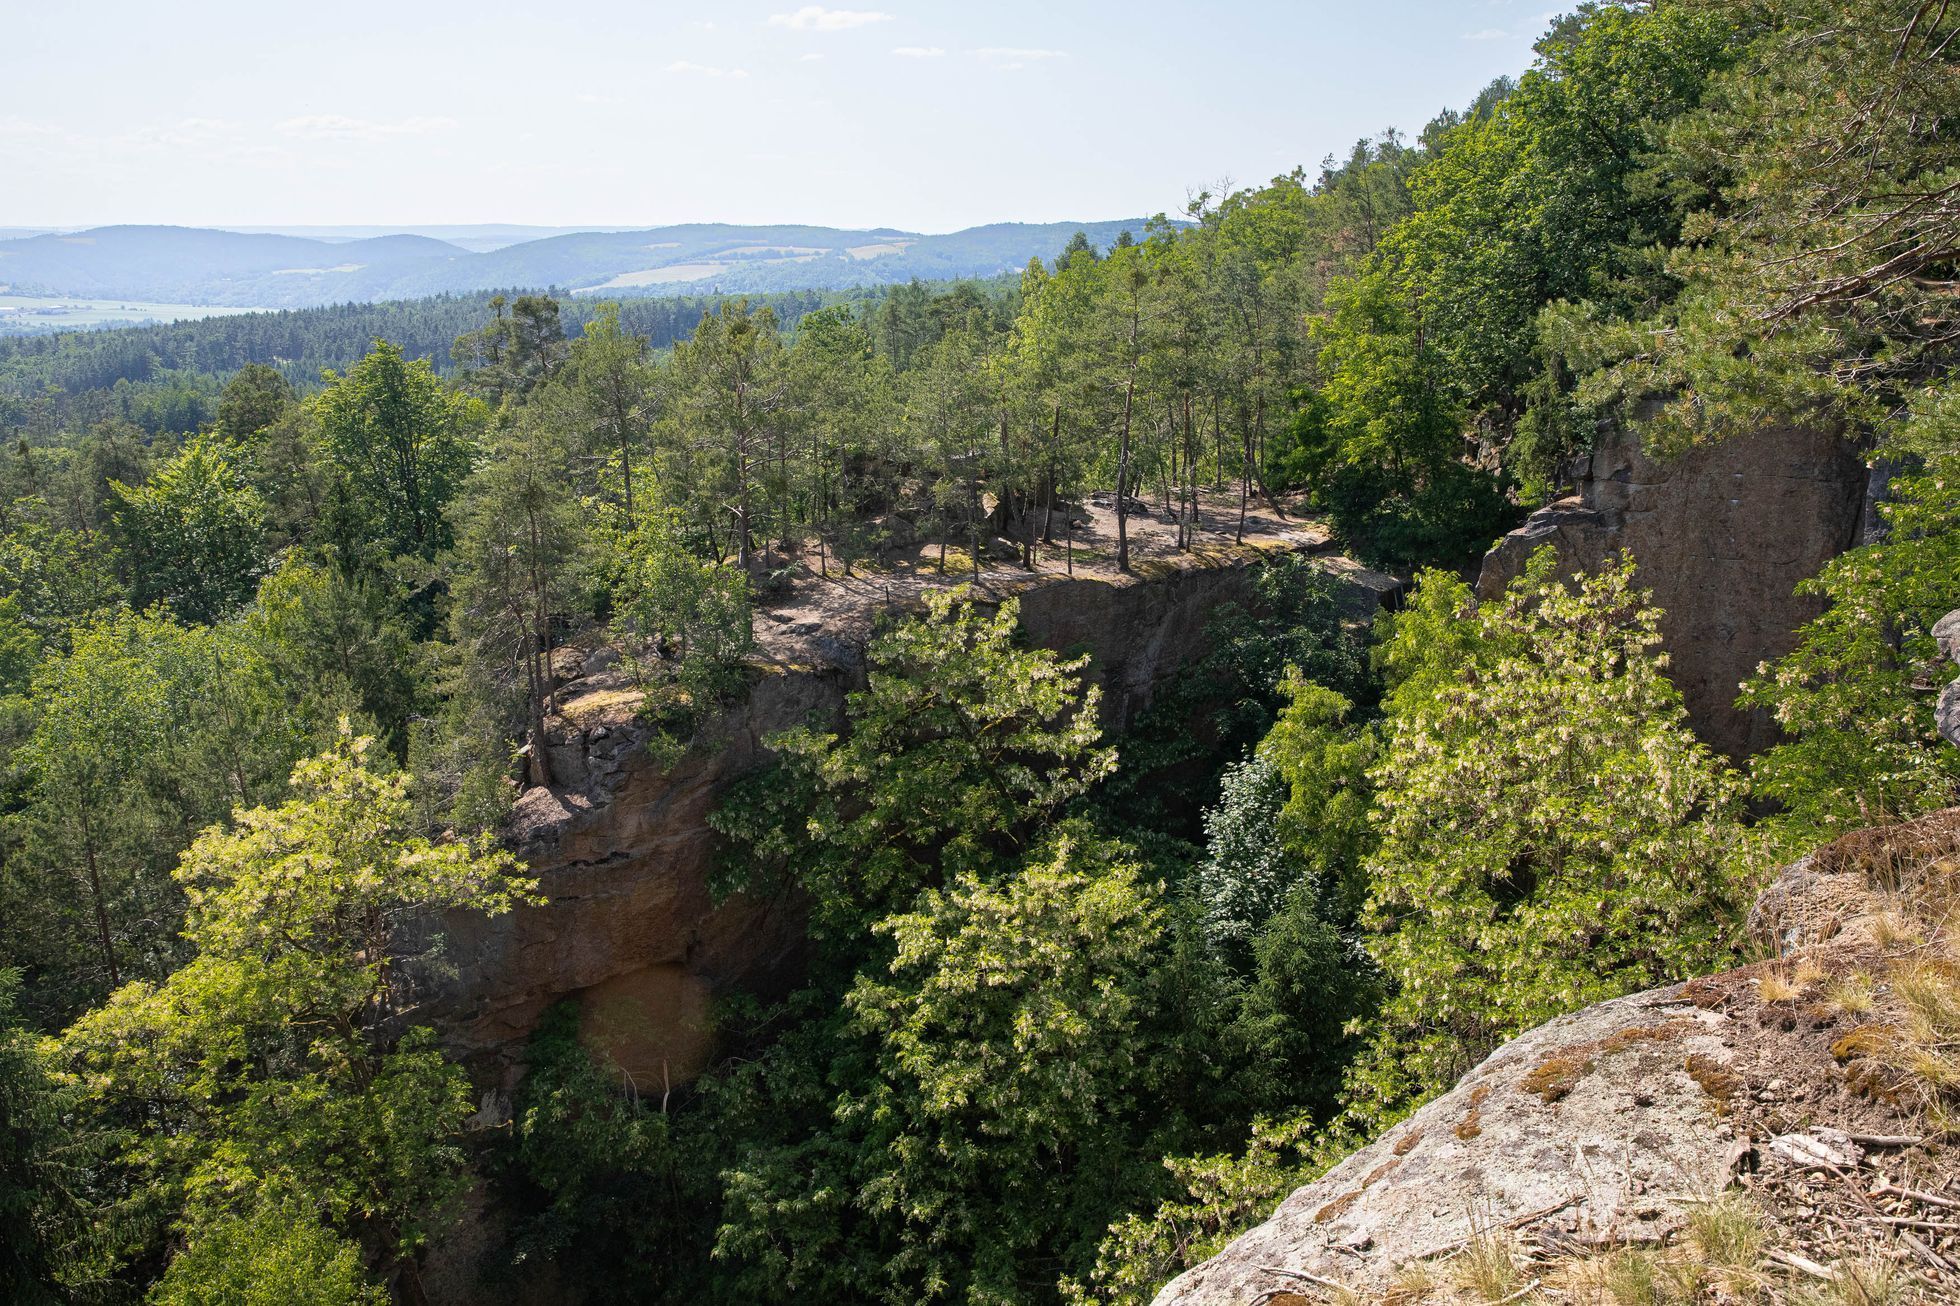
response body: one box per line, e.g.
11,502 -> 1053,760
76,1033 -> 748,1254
0,1 -> 1560,233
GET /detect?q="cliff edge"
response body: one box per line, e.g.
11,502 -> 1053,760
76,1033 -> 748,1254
1155,806 -> 1960,1304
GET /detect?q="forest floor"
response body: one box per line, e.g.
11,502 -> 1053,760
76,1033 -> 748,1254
749,488 -> 1347,669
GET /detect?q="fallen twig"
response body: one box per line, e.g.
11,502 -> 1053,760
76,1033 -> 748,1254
1771,1245 -> 1838,1279
1255,1264 -> 1355,1294
1873,1178 -> 1960,1210
1873,1215 -> 1960,1233
1490,1280 -> 1542,1304
1411,1196 -> 1580,1262
1896,1229 -> 1955,1273
1848,1133 -> 1924,1148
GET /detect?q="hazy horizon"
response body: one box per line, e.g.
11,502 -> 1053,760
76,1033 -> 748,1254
5,1 -> 1551,232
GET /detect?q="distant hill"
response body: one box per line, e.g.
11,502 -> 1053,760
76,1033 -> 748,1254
0,219 -> 1157,308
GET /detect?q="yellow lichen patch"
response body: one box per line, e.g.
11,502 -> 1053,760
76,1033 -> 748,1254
1363,1158 -> 1403,1188
1522,1053 -> 1594,1103
1392,1128 -> 1424,1157
1314,1188 -> 1363,1224
559,686 -> 645,727
1454,1107 -> 1483,1141
1685,1053 -> 1743,1113
1832,1023 -> 1895,1063
1600,1021 -> 1690,1055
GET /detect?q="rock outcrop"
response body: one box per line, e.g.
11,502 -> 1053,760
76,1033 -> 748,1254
1155,810 -> 1960,1304
1934,610 -> 1960,748
432,544 -> 1399,1107
1477,419 -> 1868,758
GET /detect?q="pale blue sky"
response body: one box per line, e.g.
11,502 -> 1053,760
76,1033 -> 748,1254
1,1 -> 1559,231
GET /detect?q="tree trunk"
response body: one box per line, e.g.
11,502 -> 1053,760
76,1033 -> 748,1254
1116,372 -> 1135,573
79,812 -> 119,987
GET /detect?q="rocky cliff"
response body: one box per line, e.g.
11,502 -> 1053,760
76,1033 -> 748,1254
432,538 -> 1397,1109
1477,420 -> 1869,758
1154,809 -> 1960,1304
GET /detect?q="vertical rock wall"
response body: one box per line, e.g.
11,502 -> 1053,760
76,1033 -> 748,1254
1477,421 -> 1869,758
431,549 -> 1398,1104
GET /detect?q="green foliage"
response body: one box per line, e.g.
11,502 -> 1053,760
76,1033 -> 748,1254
0,593 -> 41,698
711,828 -> 1182,1306
501,1004 -> 709,1303
213,363 -> 297,444
109,434 -> 267,623
445,410 -> 593,789
314,340 -> 486,560
1062,1115 -> 1324,1306
56,732 -> 535,1295
1742,388 -> 1960,839
1195,756 -> 1300,962
452,293 -> 568,406
150,1197 -> 386,1306
1351,551 -> 1756,1117
1582,0 -> 1960,451
5,609 -> 315,1017
840,829 -> 1172,1302
1104,554 -> 1370,836
245,556 -> 427,754
0,969 -> 88,1305
1259,673 -> 1378,923
611,506 -> 755,723
716,588 -> 1113,939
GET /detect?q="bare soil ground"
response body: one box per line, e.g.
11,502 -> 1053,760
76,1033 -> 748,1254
749,489 -> 1335,668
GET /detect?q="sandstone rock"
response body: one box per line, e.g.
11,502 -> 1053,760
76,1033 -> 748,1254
1155,818 -> 1960,1304
1941,679 -> 1960,749
429,544 -> 1398,1107
1477,418 -> 1867,758
1933,610 -> 1960,666
1155,988 -> 1748,1304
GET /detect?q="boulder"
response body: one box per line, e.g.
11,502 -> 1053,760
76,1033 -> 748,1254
1156,813 -> 1960,1304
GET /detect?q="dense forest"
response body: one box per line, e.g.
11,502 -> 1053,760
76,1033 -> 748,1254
4,1 -> 1959,1302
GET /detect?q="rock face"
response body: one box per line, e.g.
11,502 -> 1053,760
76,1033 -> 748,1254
1934,610 -> 1960,748
1154,811 -> 1960,1305
1477,420 -> 1868,758
431,549 -> 1399,1106
1157,988 -> 1751,1305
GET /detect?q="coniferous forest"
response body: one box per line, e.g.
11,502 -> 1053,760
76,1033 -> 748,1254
4,2 -> 1960,1302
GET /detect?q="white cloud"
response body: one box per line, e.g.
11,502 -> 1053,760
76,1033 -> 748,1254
0,117 -> 68,141
664,60 -> 750,79
275,114 -> 458,141
1461,28 -> 1509,40
892,46 -> 945,57
975,46 -> 1066,60
768,6 -> 892,31
576,92 -> 627,105
129,117 -> 239,148
799,52 -> 826,61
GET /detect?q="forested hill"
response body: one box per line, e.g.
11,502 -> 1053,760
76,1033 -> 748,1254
0,278 -> 1012,436
0,219 -> 1149,308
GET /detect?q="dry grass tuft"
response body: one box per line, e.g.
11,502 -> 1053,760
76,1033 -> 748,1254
1450,1228 -> 1524,1302
1822,971 -> 1877,1016
1759,968 -> 1804,1003
1789,1258 -> 1909,1306
1687,1192 -> 1765,1283
1385,1259 -> 1439,1302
